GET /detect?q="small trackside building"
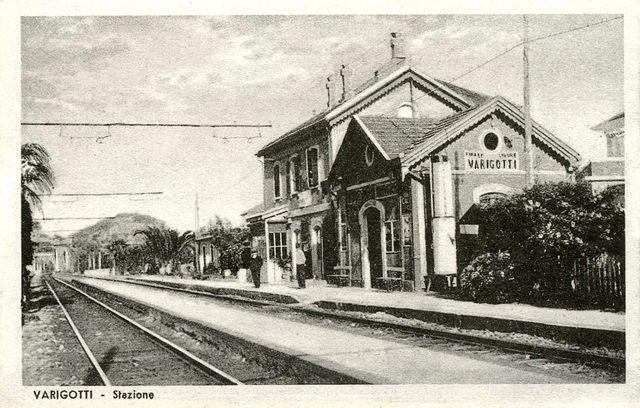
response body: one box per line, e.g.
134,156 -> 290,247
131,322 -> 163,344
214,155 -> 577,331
578,113 -> 625,192
326,96 -> 581,291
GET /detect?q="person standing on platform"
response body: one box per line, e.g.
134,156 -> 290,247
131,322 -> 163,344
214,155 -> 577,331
248,250 -> 263,288
239,241 -> 252,284
295,243 -> 306,289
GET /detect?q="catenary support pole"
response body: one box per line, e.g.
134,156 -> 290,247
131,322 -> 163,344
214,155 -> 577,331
523,14 -> 534,187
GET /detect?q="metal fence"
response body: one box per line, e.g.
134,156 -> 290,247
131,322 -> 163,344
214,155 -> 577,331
572,253 -> 625,311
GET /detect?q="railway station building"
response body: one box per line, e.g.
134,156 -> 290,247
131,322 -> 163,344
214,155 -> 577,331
243,32 -> 581,290
326,97 -> 580,290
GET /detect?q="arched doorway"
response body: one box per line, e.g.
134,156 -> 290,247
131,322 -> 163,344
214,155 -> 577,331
358,200 -> 386,289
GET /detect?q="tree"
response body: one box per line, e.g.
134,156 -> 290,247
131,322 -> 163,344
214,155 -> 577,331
134,227 -> 194,274
466,181 -> 625,306
21,143 -> 55,310
201,217 -> 249,273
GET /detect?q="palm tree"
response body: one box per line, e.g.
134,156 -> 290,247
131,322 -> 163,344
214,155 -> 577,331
21,143 -> 55,310
134,227 -> 194,274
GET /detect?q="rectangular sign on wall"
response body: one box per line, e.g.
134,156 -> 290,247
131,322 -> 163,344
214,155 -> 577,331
464,151 -> 519,171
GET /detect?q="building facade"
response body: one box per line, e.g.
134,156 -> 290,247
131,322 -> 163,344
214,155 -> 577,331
194,234 -> 221,274
244,33 -> 581,290
327,97 -> 580,290
579,113 -> 624,192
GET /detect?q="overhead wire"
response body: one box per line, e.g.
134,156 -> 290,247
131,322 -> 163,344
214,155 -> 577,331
377,15 -> 623,119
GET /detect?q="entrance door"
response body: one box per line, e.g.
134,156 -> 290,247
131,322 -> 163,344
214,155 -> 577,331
365,207 -> 383,288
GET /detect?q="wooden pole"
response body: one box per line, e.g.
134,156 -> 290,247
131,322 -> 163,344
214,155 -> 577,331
523,14 -> 534,187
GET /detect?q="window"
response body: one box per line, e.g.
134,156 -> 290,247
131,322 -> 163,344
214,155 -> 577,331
289,155 -> 301,193
482,131 -> 500,151
338,196 -> 350,266
479,192 -> 507,206
397,103 -> 415,119
339,204 -> 348,251
268,232 -> 288,259
273,163 -> 281,199
365,145 -> 375,167
607,133 -> 624,157
306,147 -> 319,188
385,206 -> 400,253
285,161 -> 292,196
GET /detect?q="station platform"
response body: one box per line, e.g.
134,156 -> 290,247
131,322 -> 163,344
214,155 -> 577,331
82,272 -> 624,349
71,276 -> 597,384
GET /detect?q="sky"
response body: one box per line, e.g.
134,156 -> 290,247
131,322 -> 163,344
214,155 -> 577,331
21,15 -> 624,234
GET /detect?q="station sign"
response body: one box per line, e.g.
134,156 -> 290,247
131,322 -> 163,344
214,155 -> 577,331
464,151 -> 519,171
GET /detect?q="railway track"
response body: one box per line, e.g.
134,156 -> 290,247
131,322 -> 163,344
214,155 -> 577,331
45,277 -> 243,386
81,275 -> 624,372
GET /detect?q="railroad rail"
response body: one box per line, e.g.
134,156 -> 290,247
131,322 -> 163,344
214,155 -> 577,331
76,275 -> 625,371
46,277 -> 244,386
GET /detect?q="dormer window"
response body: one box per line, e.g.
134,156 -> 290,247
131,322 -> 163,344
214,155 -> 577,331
397,103 -> 415,119
273,163 -> 281,199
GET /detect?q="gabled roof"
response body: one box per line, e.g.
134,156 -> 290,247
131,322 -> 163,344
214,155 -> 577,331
592,113 -> 624,133
240,202 -> 265,220
345,96 -> 581,175
257,64 -> 490,157
355,110 -> 474,159
403,96 -> 581,169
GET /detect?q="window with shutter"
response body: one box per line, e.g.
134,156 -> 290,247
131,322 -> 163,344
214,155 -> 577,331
273,163 -> 281,199
307,147 -> 319,188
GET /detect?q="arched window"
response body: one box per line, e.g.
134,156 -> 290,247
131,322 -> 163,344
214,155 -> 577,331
473,183 -> 514,205
397,103 -> 415,119
479,192 -> 507,206
365,145 -> 375,166
273,163 -> 281,199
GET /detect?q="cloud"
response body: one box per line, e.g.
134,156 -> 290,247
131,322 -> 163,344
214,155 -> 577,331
22,33 -> 131,74
22,75 -> 60,99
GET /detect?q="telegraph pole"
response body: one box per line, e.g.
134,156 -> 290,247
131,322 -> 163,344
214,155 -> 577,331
523,14 -> 534,187
194,192 -> 200,273
194,193 -> 200,233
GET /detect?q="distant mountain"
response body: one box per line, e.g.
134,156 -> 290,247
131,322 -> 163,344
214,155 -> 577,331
71,213 -> 166,248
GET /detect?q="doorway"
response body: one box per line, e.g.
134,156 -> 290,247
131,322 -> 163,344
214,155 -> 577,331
358,199 -> 387,289
365,207 -> 383,288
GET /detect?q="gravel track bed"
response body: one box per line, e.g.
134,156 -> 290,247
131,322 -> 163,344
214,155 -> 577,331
70,280 -> 309,384
48,279 -> 222,385
22,285 -> 98,386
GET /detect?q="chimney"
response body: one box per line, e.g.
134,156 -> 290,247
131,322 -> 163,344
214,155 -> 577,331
390,32 -> 406,60
340,64 -> 353,101
325,74 -> 337,108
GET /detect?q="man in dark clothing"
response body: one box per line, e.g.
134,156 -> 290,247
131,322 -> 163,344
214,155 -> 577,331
248,250 -> 263,288
295,243 -> 306,289
240,241 -> 252,269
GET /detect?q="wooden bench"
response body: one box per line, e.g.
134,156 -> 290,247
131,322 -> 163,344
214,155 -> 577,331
326,274 -> 350,287
376,276 -> 403,292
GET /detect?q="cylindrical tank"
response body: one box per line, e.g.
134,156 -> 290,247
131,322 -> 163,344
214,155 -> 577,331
431,156 -> 454,218
431,155 -> 457,276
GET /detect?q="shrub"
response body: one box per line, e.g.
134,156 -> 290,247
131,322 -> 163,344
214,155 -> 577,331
203,262 -> 219,275
459,252 -> 518,303
465,181 -> 625,309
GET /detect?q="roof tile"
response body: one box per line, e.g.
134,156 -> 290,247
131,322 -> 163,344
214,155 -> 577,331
358,108 -> 477,159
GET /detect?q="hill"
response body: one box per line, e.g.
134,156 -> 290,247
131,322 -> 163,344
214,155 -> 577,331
71,213 -> 166,248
